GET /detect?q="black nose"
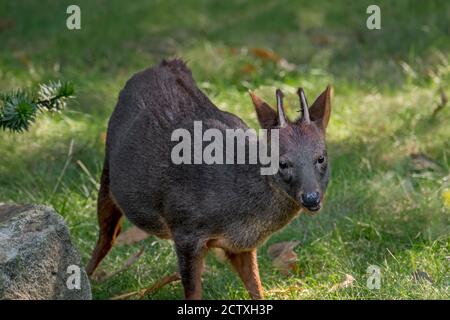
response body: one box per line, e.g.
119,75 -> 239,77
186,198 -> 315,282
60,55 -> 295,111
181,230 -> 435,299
301,192 -> 320,207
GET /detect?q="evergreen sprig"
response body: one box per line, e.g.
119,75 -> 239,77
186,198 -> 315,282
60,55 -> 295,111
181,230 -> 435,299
0,81 -> 75,133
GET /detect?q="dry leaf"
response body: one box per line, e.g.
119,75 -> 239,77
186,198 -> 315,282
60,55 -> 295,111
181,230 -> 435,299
240,63 -> 257,75
229,47 -> 239,55
0,18 -> 15,32
250,48 -> 280,62
13,51 -> 31,67
267,241 -> 300,275
267,240 -> 299,258
329,274 -> 355,292
311,33 -> 337,46
116,226 -> 149,245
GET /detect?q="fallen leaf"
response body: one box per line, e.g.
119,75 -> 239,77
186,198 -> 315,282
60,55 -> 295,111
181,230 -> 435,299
250,48 -> 280,62
240,63 -> 257,75
0,18 -> 15,32
267,241 -> 300,275
13,51 -> 31,67
411,270 -> 433,284
310,33 -> 337,46
329,274 -> 355,292
267,240 -> 299,258
116,226 -> 149,245
229,47 -> 239,55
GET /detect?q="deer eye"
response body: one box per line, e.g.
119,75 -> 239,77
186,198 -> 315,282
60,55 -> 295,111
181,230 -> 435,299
317,155 -> 325,164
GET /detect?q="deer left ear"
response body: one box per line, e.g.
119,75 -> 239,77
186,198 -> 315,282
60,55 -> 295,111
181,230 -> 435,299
309,85 -> 332,130
249,91 -> 278,129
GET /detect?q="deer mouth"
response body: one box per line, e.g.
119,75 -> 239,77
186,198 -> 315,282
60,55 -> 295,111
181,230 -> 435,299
303,204 -> 321,214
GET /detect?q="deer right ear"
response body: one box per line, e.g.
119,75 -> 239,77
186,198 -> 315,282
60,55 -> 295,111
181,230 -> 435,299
249,91 -> 278,129
309,85 -> 332,130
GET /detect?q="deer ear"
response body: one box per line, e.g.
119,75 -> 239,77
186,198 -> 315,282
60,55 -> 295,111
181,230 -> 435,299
309,85 -> 332,130
249,91 -> 278,129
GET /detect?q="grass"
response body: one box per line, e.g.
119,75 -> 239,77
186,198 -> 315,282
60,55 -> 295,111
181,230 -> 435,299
0,0 -> 449,299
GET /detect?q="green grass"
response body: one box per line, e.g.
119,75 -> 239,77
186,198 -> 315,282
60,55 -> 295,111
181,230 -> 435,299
0,0 -> 449,299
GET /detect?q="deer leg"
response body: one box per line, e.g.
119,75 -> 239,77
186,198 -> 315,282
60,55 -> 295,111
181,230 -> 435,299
86,167 -> 123,276
174,239 -> 207,300
226,249 -> 264,300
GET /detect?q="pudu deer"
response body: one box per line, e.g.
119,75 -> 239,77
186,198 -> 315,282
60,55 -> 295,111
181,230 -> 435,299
86,59 -> 332,299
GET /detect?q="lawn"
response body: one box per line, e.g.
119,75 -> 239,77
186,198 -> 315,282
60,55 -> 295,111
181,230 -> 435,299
0,0 -> 449,299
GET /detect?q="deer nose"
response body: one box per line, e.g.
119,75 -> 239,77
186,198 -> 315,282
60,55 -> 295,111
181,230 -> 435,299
301,192 -> 320,208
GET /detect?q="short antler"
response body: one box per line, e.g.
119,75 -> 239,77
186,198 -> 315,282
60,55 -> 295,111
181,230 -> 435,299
297,88 -> 310,124
276,89 -> 287,127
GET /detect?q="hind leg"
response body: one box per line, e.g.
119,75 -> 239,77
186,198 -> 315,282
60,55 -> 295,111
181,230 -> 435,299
86,168 -> 123,276
226,249 -> 264,300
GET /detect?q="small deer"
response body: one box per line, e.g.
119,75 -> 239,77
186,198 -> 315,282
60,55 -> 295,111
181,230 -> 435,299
86,59 -> 332,299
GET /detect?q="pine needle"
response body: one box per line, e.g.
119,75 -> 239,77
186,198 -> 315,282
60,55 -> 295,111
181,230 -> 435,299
0,80 -> 74,132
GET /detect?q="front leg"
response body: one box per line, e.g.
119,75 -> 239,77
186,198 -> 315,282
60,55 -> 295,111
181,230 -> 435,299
226,249 -> 264,299
174,238 -> 207,300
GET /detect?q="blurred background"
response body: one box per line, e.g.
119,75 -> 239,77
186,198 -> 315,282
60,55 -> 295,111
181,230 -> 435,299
0,0 -> 449,299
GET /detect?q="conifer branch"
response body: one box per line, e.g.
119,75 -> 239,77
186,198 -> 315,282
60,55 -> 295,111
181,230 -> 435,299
0,81 -> 75,133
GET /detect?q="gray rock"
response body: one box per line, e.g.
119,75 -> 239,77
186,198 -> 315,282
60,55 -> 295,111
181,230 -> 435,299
0,203 -> 92,300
